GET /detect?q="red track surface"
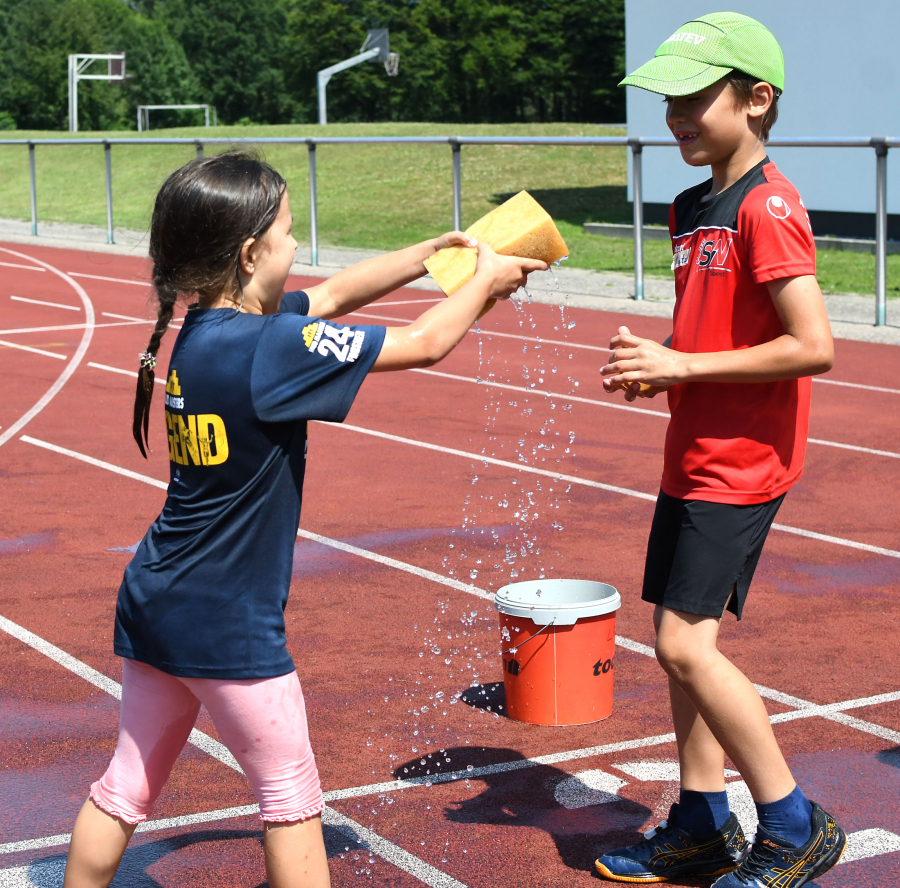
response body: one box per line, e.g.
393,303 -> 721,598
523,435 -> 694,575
1,242 -> 899,886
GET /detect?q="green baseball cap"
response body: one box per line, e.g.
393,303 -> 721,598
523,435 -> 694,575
619,12 -> 784,96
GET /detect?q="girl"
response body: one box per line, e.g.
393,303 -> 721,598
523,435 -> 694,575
63,151 -> 547,888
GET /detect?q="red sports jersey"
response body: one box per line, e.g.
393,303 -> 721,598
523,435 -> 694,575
663,158 -> 816,504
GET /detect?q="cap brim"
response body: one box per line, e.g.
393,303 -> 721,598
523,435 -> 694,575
619,56 -> 733,96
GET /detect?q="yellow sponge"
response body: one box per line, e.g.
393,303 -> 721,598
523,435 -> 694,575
424,191 -> 569,297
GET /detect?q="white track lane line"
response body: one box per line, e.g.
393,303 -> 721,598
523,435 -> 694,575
6,439 -> 900,868
298,530 -> 491,601
50,274 -> 900,395
320,808 -> 468,888
411,368 -> 668,418
10,295 -> 80,311
0,612 -> 239,771
32,356 -> 900,461
0,320 -> 148,336
807,437 -> 900,459
330,422 -> 900,559
21,436 -> 169,488
0,607 -> 468,888
0,248 -> 94,449
0,339 -> 66,360
39,357 -> 900,462
68,272 -> 151,286
295,527 -> 900,746
349,310 -> 611,353
102,310 -> 184,326
373,298 -> 443,306
0,260 -> 45,272
0,805 -> 261,855
814,377 -> 900,395
19,432 -> 900,749
412,369 -> 900,459
87,361 -> 165,384
102,310 -> 153,322
352,311 -> 899,395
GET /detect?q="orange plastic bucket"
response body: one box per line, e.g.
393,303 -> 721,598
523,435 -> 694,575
494,580 -> 620,726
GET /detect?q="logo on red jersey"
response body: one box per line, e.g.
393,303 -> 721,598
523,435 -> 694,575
672,242 -> 691,270
697,237 -> 732,270
766,195 -> 792,220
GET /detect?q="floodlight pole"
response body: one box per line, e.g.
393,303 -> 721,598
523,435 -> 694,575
317,48 -> 381,125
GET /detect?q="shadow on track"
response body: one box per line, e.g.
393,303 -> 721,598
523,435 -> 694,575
23,822 -> 366,887
394,745 -> 653,877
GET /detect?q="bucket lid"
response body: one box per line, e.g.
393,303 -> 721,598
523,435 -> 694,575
493,579 -> 621,626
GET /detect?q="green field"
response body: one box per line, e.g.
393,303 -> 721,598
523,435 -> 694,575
0,122 -> 895,297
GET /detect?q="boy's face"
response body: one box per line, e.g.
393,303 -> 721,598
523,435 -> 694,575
664,79 -> 756,168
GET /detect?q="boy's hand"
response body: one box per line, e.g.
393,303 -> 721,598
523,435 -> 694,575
473,242 -> 549,301
601,326 -> 683,397
433,231 -> 477,252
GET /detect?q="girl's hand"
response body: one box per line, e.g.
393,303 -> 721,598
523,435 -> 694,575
473,242 -> 549,301
601,325 -> 684,394
433,231 -> 477,252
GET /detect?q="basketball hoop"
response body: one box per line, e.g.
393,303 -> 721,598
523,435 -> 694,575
385,52 -> 400,77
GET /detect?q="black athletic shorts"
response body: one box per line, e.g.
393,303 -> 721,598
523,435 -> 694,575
641,490 -> 785,620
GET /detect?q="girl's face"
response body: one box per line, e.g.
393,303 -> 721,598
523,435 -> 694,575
247,190 -> 298,313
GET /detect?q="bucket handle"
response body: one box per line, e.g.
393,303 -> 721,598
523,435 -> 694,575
501,618 -> 556,655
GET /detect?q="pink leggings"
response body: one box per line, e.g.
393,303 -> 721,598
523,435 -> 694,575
91,659 -> 323,825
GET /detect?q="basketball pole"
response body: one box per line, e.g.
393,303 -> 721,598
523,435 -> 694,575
317,30 -> 397,125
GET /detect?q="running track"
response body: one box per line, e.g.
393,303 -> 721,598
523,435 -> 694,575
1,242 -> 899,886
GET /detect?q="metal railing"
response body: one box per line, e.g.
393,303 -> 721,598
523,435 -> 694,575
0,134 -> 895,325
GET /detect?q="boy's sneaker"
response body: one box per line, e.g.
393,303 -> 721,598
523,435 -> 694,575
595,803 -> 749,882
711,802 -> 846,887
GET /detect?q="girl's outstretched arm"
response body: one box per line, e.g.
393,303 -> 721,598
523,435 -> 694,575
305,232 -> 475,319
372,243 -> 547,372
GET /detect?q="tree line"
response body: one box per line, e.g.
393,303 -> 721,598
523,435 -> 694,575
0,0 -> 624,130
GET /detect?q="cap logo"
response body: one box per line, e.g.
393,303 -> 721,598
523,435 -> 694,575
766,196 -> 792,220
663,31 -> 707,46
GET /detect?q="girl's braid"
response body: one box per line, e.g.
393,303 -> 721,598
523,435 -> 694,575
132,277 -> 177,458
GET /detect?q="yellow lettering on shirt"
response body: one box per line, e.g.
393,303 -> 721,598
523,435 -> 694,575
177,414 -> 202,466
166,369 -> 182,395
302,322 -> 318,348
165,411 -> 228,466
197,414 -> 229,465
165,410 -> 177,463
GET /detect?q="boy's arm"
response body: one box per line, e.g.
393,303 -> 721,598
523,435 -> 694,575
303,233 -> 474,319
602,274 -> 833,390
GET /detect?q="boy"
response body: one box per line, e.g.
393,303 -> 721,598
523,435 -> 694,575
596,13 -> 845,887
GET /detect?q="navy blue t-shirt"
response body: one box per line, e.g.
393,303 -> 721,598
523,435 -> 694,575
114,291 -> 385,678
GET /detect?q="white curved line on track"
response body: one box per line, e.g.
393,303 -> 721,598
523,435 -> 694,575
0,248 -> 95,449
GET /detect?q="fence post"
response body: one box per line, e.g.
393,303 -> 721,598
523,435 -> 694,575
195,141 -> 204,159
873,137 -> 888,327
308,141 -> 318,267
28,143 -> 37,237
104,141 -> 114,245
451,139 -> 462,231
629,139 -> 644,300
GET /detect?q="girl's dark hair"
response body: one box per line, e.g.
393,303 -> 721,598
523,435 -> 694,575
133,150 -> 286,457
727,71 -> 780,142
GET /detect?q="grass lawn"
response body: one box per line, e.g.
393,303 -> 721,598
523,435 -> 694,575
0,122 -> 895,297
